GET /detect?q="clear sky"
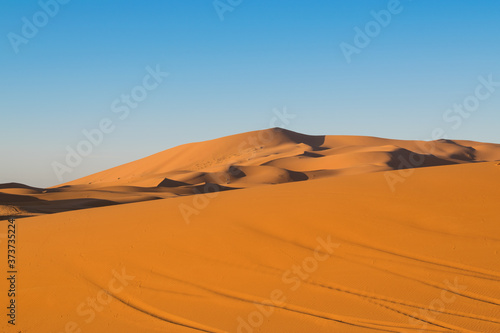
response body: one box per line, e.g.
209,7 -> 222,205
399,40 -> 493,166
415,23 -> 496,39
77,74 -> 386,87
1,0 -> 500,187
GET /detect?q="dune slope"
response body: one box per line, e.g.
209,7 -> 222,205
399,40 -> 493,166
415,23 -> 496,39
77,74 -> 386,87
2,161 -> 500,332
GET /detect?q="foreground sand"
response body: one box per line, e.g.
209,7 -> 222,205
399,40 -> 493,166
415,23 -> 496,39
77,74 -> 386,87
2,159 -> 500,332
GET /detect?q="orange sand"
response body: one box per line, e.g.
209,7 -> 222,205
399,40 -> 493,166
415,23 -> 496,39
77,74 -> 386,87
1,129 -> 500,332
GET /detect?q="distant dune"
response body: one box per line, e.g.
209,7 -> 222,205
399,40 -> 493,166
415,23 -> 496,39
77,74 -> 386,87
1,128 -> 500,219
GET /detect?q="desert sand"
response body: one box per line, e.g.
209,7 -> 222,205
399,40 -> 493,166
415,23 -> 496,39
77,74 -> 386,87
1,128 -> 500,332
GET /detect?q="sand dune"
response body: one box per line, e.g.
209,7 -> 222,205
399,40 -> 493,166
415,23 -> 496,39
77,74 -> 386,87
2,128 -> 500,220
59,128 -> 500,187
2,157 -> 500,332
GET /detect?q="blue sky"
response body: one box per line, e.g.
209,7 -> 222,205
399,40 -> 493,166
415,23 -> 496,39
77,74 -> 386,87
1,0 -> 500,187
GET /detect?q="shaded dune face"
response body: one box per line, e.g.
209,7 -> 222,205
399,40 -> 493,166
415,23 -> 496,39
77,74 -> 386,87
2,128 -> 500,219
